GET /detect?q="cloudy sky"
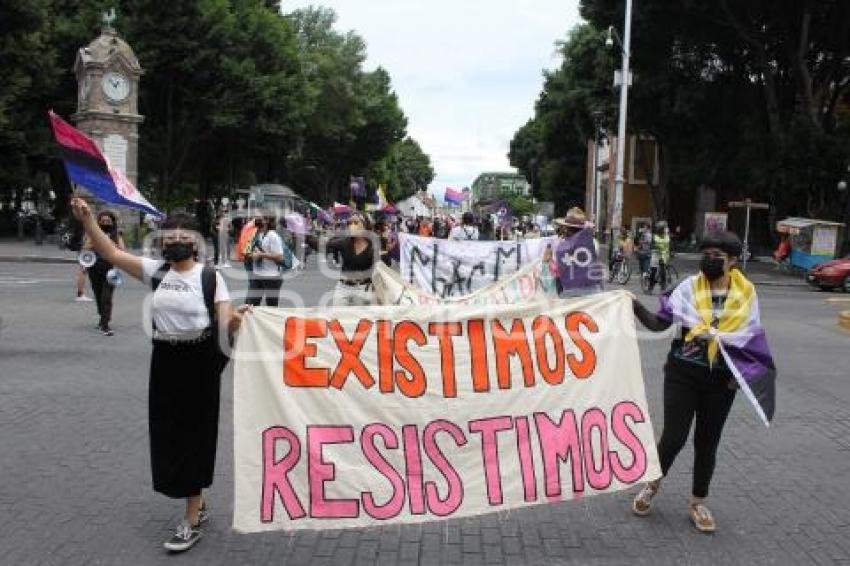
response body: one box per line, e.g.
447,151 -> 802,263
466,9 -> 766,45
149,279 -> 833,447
283,0 -> 583,200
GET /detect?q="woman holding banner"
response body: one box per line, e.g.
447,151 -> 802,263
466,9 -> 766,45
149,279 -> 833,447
543,207 -> 603,297
630,231 -> 776,533
327,213 -> 379,306
70,198 -> 251,553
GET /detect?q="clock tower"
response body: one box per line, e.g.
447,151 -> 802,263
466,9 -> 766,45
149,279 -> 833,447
72,11 -> 143,194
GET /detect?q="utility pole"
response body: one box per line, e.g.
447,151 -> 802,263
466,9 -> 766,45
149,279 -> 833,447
728,198 -> 769,271
610,0 -> 633,236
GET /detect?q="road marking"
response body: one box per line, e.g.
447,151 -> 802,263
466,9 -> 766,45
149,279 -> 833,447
0,275 -> 68,287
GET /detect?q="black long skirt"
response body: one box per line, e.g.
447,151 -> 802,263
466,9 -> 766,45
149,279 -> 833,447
149,336 -> 222,498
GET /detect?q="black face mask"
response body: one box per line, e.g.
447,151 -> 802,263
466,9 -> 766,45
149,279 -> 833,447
162,241 -> 194,262
700,255 -> 726,281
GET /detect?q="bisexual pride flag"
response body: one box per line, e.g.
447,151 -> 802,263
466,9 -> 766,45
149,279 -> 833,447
333,202 -> 352,218
48,111 -> 163,218
658,270 -> 777,426
444,187 -> 464,206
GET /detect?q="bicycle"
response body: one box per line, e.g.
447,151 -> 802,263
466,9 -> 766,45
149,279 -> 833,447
640,252 -> 677,294
608,249 -> 632,285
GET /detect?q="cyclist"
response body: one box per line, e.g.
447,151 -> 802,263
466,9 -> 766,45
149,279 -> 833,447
647,221 -> 671,293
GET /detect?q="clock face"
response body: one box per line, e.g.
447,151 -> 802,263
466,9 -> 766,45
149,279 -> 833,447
101,72 -> 130,102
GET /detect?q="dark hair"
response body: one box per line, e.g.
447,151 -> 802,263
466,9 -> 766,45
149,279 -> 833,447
161,212 -> 198,231
700,231 -> 743,257
462,212 -> 475,225
97,210 -> 118,224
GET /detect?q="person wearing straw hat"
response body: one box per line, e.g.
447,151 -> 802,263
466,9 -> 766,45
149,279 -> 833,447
544,207 -> 603,296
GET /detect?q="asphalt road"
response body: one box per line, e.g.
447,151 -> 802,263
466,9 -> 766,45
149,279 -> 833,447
1,258 -> 848,565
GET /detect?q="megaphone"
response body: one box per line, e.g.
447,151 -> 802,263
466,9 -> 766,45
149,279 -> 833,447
78,250 -> 97,268
106,268 -> 124,287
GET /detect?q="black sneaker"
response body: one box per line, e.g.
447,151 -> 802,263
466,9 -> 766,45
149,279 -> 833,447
101,326 -> 114,336
163,520 -> 202,553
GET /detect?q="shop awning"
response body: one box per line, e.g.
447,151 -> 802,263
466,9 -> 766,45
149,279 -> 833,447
777,217 -> 844,235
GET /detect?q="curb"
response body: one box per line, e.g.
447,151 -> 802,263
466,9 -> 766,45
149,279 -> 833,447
0,256 -> 77,264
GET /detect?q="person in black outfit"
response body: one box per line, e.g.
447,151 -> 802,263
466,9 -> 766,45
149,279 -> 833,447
629,231 -> 749,534
327,213 -> 379,305
83,210 -> 125,336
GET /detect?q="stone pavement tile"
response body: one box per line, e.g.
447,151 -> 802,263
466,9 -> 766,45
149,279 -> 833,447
442,543 -> 462,564
462,533 -> 482,554
375,549 -> 398,566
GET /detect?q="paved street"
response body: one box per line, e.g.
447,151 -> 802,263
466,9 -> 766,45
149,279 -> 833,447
1,253 -> 849,565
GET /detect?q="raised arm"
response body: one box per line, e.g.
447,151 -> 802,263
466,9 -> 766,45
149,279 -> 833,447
70,198 -> 144,281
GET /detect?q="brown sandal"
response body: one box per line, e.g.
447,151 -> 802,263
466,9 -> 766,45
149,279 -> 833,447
631,482 -> 659,516
689,502 -> 716,533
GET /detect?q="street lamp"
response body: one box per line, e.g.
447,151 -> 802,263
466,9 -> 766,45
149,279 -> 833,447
607,0 -> 634,235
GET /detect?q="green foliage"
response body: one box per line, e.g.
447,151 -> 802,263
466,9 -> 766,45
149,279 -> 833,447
287,7 -> 408,204
500,190 -> 536,217
0,1 -> 426,215
578,0 -> 850,223
368,137 -> 435,202
514,1 -> 850,239
508,24 -> 613,215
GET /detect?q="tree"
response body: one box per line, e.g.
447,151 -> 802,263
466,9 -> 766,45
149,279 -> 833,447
508,24 -> 613,215
287,7 -> 408,203
368,137 -> 435,202
579,0 -> 850,237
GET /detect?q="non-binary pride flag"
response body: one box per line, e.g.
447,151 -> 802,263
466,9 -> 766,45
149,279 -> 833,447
444,187 -> 464,206
659,271 -> 777,426
48,110 -> 163,218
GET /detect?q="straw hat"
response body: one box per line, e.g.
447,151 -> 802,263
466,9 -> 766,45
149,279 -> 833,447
554,207 -> 591,229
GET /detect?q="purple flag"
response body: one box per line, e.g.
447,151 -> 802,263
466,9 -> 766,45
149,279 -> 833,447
554,228 -> 600,289
285,212 -> 309,235
349,176 -> 366,198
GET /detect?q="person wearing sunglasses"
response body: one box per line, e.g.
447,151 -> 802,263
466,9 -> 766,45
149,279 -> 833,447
326,213 -> 378,306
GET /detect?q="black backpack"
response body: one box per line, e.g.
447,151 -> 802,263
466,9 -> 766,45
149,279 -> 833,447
151,263 -> 229,373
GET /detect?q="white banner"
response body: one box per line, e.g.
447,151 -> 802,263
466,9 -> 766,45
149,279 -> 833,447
399,234 -> 556,297
233,292 -> 661,532
371,261 -> 558,305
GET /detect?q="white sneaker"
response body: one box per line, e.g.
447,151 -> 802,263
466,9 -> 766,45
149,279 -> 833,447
221,262 -> 231,268
75,295 -> 94,302
163,520 -> 202,553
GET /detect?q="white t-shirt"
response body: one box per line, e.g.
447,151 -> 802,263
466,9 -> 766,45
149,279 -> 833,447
253,230 -> 284,278
449,225 -> 479,241
142,258 -> 230,334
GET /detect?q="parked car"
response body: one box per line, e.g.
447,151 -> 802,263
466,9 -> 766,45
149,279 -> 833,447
806,255 -> 850,292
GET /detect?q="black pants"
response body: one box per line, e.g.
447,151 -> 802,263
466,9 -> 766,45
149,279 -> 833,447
657,360 -> 736,498
88,264 -> 114,328
649,260 -> 667,291
246,277 -> 283,307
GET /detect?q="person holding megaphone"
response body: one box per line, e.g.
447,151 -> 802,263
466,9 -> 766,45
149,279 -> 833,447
70,197 -> 251,553
80,209 -> 125,336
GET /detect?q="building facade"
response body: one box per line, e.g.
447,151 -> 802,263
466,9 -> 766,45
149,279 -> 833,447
471,172 -> 530,204
586,134 -> 658,235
